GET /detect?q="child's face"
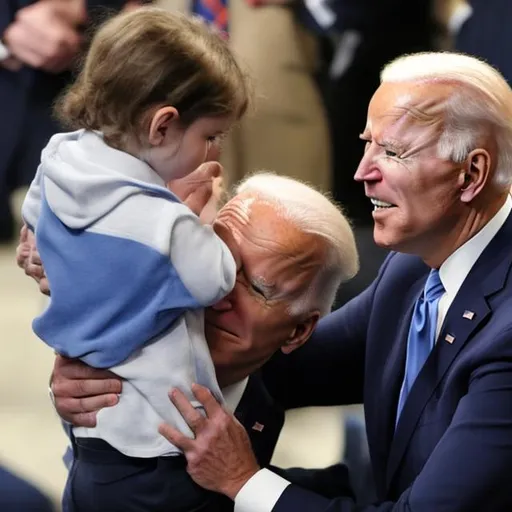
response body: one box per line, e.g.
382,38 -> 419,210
145,107 -> 233,182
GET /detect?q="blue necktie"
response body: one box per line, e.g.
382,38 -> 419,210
396,269 -> 445,423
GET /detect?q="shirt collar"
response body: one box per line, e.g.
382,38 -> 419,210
222,377 -> 250,413
439,195 -> 512,299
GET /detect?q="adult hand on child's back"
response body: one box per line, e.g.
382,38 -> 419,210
51,355 -> 122,427
16,225 -> 50,296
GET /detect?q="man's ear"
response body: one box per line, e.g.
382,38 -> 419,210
281,311 -> 320,355
148,106 -> 179,146
459,148 -> 492,203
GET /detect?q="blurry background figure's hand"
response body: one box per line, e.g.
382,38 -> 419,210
3,0 -> 86,74
167,161 -> 224,220
16,225 -> 50,296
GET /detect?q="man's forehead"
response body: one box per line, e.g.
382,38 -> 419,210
219,192 -> 324,294
365,81 -> 454,135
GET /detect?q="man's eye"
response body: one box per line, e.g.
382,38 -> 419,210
385,149 -> 398,157
251,284 -> 265,297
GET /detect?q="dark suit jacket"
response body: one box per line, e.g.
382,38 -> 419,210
239,373 -> 354,501
263,211 -> 512,511
0,1 -> 125,190
296,0 -> 432,35
456,0 -> 512,85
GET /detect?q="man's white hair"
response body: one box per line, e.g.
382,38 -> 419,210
236,172 -> 359,316
381,52 -> 512,188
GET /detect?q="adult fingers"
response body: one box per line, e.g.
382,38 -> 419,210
191,384 -> 223,419
158,423 -> 194,451
39,277 -> 51,296
52,376 -> 122,399
55,393 -> 119,416
55,355 -> 119,381
169,388 -> 206,433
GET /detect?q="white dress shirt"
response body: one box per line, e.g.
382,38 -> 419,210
223,378 -> 249,414
436,196 -> 512,338
0,42 -> 10,61
234,196 -> 512,512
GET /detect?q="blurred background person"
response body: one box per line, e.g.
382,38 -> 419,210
0,466 -> 54,512
0,2 -> 144,510
158,0 -> 332,191
0,0 -> 144,244
295,0 -> 435,307
454,0 -> 512,85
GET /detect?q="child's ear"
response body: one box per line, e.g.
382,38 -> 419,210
148,106 -> 179,146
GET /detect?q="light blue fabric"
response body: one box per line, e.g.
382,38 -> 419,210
396,269 -> 444,422
34,196 -> 198,367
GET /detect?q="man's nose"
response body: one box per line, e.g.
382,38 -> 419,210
211,293 -> 233,311
354,154 -> 382,183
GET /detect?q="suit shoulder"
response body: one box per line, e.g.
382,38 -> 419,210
379,252 -> 428,284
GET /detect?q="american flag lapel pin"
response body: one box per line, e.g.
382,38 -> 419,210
444,334 -> 455,344
462,310 -> 475,320
252,422 -> 265,432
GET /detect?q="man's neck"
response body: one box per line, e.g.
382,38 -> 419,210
423,194 -> 508,269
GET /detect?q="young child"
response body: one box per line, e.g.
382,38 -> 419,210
21,7 -> 249,511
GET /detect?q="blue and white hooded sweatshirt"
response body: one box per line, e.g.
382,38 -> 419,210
22,130 -> 237,457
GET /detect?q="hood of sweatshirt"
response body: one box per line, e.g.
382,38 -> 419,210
40,130 -> 175,230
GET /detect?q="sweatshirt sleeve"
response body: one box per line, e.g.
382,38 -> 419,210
21,164 -> 44,231
170,210 -> 237,306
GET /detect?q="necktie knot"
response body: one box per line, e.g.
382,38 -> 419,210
424,269 -> 444,303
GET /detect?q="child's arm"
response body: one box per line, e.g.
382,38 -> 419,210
169,208 -> 240,307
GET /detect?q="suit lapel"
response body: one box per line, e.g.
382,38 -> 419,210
365,270 -> 426,496
235,373 -> 285,468
385,212 -> 512,491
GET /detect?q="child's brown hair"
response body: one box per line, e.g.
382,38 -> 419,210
55,7 -> 250,149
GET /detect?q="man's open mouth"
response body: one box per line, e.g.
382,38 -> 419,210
370,197 -> 397,210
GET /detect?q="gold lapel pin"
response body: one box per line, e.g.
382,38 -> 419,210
462,310 -> 475,320
445,334 -> 455,344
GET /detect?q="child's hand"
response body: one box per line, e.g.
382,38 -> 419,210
16,224 -> 50,296
167,162 -> 225,218
199,175 -> 226,224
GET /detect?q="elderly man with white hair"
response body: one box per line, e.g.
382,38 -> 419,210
19,169 -> 360,511
155,52 -> 512,511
